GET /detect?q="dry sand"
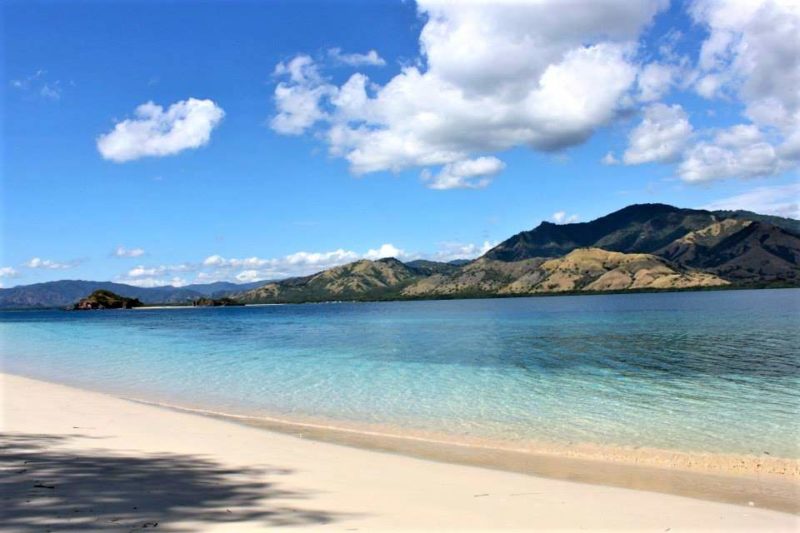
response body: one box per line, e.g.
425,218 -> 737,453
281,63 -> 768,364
1,372 -> 798,532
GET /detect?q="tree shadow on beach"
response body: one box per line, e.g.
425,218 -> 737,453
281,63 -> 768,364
0,433 -> 347,531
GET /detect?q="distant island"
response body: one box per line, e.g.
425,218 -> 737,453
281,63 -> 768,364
192,297 -> 244,307
72,290 -> 143,310
3,203 -> 798,310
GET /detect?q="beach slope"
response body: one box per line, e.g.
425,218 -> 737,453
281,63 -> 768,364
1,373 -> 796,532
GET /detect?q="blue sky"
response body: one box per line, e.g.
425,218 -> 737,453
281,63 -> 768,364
2,0 -> 798,288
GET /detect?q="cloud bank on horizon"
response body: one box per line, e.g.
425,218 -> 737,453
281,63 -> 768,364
269,0 -> 799,189
113,240 -> 496,288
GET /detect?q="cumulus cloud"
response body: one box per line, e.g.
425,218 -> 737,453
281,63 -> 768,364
678,124 -> 786,182
191,240 -> 495,284
364,244 -> 406,260
270,0 -> 668,187
636,62 -> 679,102
25,257 -> 78,269
116,263 -> 195,287
551,211 -> 580,224
702,182 -> 800,219
126,264 -> 194,278
120,276 -> 189,288
113,246 -> 145,258
198,248 -> 364,282
623,103 -> 692,165
684,0 -> 800,180
691,0 -> 800,123
115,236 -> 499,287
0,266 -> 19,278
328,48 -> 386,67
234,270 -> 263,283
270,56 -> 334,135
97,98 -> 225,162
428,241 -> 495,262
421,156 -> 505,190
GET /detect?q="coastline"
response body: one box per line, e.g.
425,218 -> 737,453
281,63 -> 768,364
130,396 -> 800,514
128,395 -> 800,478
2,373 -> 798,531
1,285 -> 796,312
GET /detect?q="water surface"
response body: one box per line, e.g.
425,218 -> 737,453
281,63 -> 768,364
2,289 -> 798,459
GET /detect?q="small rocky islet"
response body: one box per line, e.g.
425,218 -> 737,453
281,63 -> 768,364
72,290 -> 143,310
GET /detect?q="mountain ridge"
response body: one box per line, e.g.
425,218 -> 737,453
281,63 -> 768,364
235,203 -> 799,303
483,203 -> 799,262
3,204 -> 798,308
0,279 -> 264,309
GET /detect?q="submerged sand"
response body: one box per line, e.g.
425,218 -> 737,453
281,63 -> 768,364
1,372 -> 798,531
142,399 -> 799,479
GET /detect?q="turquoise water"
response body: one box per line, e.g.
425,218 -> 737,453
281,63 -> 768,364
2,289 -> 799,458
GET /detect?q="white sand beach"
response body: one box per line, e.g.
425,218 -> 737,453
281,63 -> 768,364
1,372 -> 798,532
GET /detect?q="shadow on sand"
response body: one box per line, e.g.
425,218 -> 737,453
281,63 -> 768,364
0,433 -> 348,531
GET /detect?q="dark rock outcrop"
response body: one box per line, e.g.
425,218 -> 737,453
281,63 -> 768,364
72,290 -> 143,310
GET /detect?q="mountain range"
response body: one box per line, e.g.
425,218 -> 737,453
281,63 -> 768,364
3,204 -> 798,308
0,280 -> 264,309
237,203 -> 799,303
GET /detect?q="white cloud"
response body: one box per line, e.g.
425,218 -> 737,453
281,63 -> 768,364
195,241 -> 496,283
691,0 -> 800,123
118,263 -> 194,287
421,156 -> 505,190
0,266 -> 19,278
636,62 -> 678,102
601,151 -> 620,165
429,241 -> 495,262
235,270 -> 263,283
202,255 -> 269,269
271,56 -> 334,135
202,254 -> 226,267
328,48 -> 386,67
551,211 -> 580,224
119,276 -> 189,288
126,264 -> 194,278
702,182 -> 800,219
97,98 -> 225,162
117,238 -> 499,287
113,246 -> 145,258
687,0 -> 800,179
198,249 -> 364,282
623,103 -> 692,165
25,257 -> 78,270
678,124 -> 787,182
364,244 -> 406,260
270,0 -> 667,187
284,249 -> 361,266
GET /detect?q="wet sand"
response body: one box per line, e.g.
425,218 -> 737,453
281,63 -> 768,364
1,372 -> 798,531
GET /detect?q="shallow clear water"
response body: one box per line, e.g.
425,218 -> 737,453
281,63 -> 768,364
2,289 -> 799,458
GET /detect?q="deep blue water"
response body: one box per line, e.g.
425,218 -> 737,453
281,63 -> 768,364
2,289 -> 799,457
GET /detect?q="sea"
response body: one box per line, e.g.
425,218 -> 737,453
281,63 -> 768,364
2,289 -> 798,460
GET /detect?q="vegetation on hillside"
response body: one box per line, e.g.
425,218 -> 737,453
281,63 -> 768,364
72,290 -> 143,310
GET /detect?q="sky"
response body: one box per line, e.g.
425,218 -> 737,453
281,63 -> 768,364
1,0 -> 799,288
